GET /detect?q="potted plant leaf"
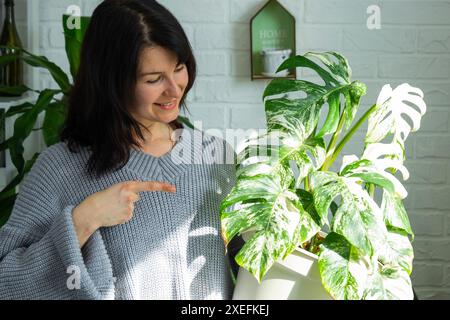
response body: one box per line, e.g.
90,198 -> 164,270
220,51 -> 426,300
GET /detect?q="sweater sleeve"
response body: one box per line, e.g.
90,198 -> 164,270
0,146 -> 115,300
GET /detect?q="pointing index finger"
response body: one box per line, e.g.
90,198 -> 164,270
131,181 -> 176,193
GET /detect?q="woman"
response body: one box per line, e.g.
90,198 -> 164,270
0,0 -> 238,299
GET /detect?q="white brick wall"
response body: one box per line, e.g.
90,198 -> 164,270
33,0 -> 450,299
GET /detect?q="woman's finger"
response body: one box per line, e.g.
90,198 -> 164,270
129,181 -> 176,194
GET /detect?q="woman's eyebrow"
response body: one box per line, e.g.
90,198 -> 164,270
140,71 -> 162,76
140,64 -> 183,76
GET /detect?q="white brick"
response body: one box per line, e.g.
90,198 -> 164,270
39,25 -> 48,50
415,83 -> 450,106
230,0 -> 261,23
40,0 -> 82,22
414,239 -> 450,262
231,51 -> 250,77
184,103 -> 226,130
411,263 -> 443,286
418,28 -> 450,53
382,1 -> 450,25
180,24 -> 194,46
230,105 -> 267,130
444,265 -> 450,286
195,24 -> 250,50
340,53 -> 377,79
418,110 -> 449,133
447,215 -> 450,236
48,25 -> 65,49
415,289 -> 450,300
196,52 -> 228,76
299,26 -> 343,52
304,0 -> 368,24
378,56 -> 450,79
413,186 -> 450,210
409,211 -> 444,236
343,27 -> 416,53
195,78 -> 267,103
404,161 -> 448,184
416,136 -> 450,158
160,0 -> 227,23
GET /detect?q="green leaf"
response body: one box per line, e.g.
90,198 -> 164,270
4,101 -> 34,118
0,52 -> 21,66
310,171 -> 388,256
62,14 -> 91,80
42,101 -> 66,146
9,90 -> 59,172
0,193 -> 17,227
0,85 -> 31,96
340,155 -> 408,199
340,159 -> 396,194
237,115 -> 326,186
362,264 -> 414,300
381,190 -> 413,236
22,54 -> 70,93
177,115 -> 195,129
318,232 -> 368,300
264,52 -> 366,138
379,227 -> 414,275
221,172 -> 320,282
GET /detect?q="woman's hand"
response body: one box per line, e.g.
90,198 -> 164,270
72,181 -> 176,247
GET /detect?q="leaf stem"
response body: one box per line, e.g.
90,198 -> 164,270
320,106 -> 346,171
322,104 -> 378,171
368,183 -> 375,198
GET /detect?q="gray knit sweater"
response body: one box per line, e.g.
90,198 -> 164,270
0,125 -> 237,300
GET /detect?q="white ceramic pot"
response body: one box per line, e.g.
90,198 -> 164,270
232,246 -> 333,300
261,48 -> 292,77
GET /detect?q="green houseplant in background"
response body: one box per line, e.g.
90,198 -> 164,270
221,52 -> 426,299
0,14 -> 194,227
0,14 -> 90,227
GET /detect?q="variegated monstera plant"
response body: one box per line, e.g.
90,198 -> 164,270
220,52 -> 426,300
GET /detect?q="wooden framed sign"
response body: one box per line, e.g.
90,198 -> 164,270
250,0 -> 296,80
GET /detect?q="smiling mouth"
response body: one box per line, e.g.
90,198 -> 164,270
154,101 -> 177,110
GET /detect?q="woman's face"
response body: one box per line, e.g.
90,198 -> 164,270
131,46 -> 189,127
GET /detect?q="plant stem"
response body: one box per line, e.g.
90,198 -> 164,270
320,107 -> 347,171
322,104 -> 378,171
304,175 -> 310,191
368,183 -> 375,198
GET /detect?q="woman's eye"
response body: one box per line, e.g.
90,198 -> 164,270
175,65 -> 185,72
147,77 -> 161,84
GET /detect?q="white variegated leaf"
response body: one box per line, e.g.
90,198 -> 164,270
366,83 -> 426,154
363,264 -> 414,300
318,233 -> 369,300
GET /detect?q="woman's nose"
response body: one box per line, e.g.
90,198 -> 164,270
164,77 -> 182,98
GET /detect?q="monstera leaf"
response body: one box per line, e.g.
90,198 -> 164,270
263,52 -> 366,138
221,171 -> 321,282
366,83 -> 426,160
310,169 -> 388,257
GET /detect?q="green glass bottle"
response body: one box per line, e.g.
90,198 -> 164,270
0,0 -> 23,96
